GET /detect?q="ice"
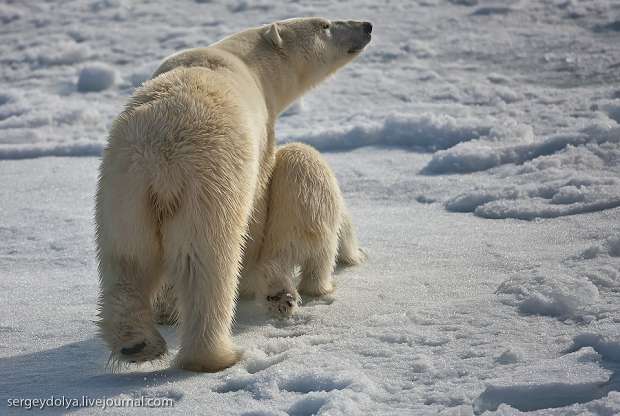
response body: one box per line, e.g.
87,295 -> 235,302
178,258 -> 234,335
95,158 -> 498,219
284,113 -> 491,152
495,349 -> 523,365
2,0 -> 620,414
599,100 -> 620,124
425,125 -> 620,175
570,334 -> 620,362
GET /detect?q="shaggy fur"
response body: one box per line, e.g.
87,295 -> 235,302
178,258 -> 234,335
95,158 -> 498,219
155,143 -> 367,321
96,18 -> 371,372
256,143 -> 367,315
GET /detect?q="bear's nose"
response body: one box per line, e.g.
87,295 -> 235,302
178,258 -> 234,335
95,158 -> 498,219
362,22 -> 372,35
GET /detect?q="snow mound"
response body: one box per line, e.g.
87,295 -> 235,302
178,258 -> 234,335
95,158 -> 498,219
0,90 -> 27,122
470,6 -> 513,16
448,0 -> 478,5
473,348 -> 611,414
495,348 -> 523,365
599,100 -> 620,123
227,0 -> 273,13
583,265 -> 620,290
285,113 -> 491,152
473,193 -> 620,220
25,39 -> 92,67
213,352 -> 381,415
496,270 -> 599,320
579,245 -> 602,260
425,124 -> 620,174
438,122 -> 620,219
77,63 -> 117,92
0,4 -> 22,24
570,334 -> 620,362
445,179 -> 620,220
606,235 -> 620,257
0,141 -> 104,160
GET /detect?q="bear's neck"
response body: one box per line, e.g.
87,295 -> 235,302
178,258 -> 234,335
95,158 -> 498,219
215,33 -> 306,119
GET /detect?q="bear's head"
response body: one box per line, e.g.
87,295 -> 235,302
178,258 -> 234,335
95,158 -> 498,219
262,17 -> 372,92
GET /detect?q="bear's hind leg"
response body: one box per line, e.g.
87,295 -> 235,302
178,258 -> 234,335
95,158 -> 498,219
336,212 -> 367,267
98,257 -> 168,365
96,170 -> 168,366
162,174 -> 252,372
298,235 -> 339,297
153,281 -> 178,326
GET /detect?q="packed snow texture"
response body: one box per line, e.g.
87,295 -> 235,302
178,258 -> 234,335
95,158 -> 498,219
496,270 -> 599,321
2,0 -> 620,415
473,348 -> 612,414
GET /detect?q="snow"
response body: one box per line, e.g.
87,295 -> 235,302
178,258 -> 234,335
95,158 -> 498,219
2,0 -> 620,414
607,235 -> 620,258
495,349 -> 523,365
284,113 -> 492,153
473,348 -> 611,414
425,124 -> 620,175
77,63 -> 117,92
496,270 -> 600,321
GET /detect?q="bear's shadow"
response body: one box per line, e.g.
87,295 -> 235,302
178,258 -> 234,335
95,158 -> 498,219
0,299 -> 276,414
0,336 -> 191,414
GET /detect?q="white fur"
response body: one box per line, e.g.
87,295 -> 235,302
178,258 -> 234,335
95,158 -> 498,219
255,143 -> 367,307
96,17 -> 371,372
155,143 -> 367,320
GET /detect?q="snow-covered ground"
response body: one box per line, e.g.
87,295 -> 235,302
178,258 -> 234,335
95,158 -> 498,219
2,0 -> 620,414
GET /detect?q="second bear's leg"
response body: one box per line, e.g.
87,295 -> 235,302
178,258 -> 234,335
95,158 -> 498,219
255,249 -> 300,318
298,235 -> 339,297
336,212 -> 368,267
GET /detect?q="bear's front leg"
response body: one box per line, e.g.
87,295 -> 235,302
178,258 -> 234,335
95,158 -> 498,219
256,256 -> 301,318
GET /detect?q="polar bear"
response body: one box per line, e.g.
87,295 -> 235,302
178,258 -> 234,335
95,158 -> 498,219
96,17 -> 372,372
244,142 -> 367,316
153,143 -> 367,322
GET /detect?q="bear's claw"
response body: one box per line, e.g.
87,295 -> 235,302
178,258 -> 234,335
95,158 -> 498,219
266,290 -> 300,318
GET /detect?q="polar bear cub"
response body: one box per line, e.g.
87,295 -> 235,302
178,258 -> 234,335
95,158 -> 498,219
96,17 -> 372,372
255,143 -> 367,316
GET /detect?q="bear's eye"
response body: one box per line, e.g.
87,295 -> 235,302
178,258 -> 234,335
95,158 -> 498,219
321,22 -> 330,30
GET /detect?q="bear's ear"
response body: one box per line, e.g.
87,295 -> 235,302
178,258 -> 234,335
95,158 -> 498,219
263,23 -> 283,48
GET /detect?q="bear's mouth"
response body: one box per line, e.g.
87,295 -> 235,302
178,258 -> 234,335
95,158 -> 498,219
348,35 -> 372,54
347,44 -> 368,54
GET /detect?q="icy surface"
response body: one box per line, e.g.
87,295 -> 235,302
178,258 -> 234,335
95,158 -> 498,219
2,0 -> 620,415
